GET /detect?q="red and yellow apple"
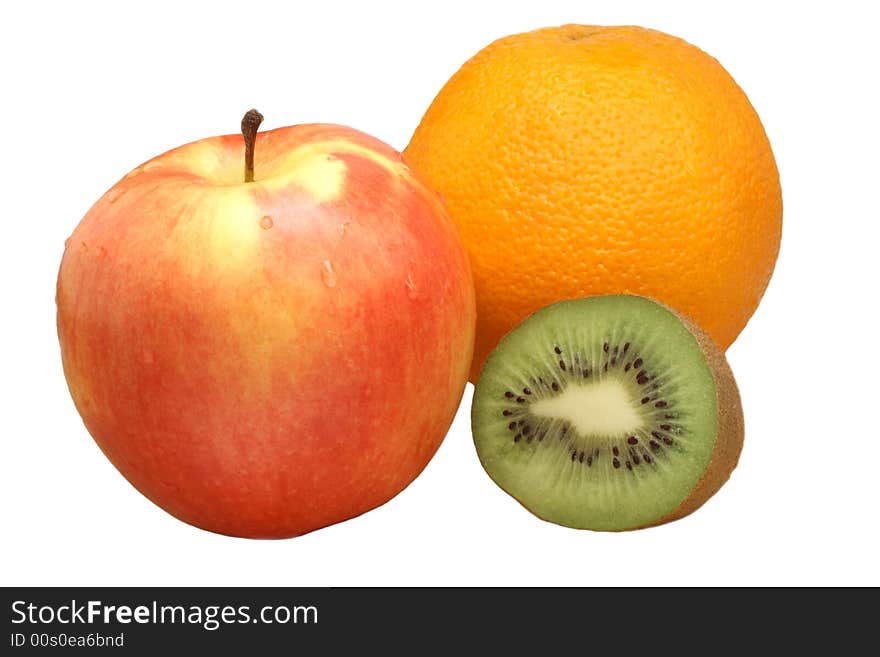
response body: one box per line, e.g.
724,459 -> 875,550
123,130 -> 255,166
56,113 -> 475,538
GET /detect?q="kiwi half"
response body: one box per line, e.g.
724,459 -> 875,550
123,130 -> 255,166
471,295 -> 744,531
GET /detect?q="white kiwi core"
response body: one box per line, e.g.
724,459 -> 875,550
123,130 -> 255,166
530,379 -> 643,437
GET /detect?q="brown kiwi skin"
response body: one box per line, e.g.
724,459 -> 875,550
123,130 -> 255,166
638,305 -> 745,530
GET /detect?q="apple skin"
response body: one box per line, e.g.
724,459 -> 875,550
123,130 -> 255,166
56,123 -> 475,538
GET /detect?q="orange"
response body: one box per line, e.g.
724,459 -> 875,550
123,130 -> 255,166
404,25 -> 782,380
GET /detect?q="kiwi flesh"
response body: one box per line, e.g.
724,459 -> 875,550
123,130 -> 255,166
471,295 -> 744,531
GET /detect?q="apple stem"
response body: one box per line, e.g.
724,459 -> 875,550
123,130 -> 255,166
241,109 -> 264,183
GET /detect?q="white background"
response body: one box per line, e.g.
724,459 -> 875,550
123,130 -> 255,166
2,0 -> 878,586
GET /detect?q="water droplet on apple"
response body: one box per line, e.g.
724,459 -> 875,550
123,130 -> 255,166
80,241 -> 89,253
125,166 -> 143,179
106,188 -> 125,204
338,222 -> 351,237
321,260 -> 337,288
97,246 -> 107,259
404,271 -> 418,300
259,215 -> 274,230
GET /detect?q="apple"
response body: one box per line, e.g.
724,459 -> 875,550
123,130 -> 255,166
56,110 -> 475,538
